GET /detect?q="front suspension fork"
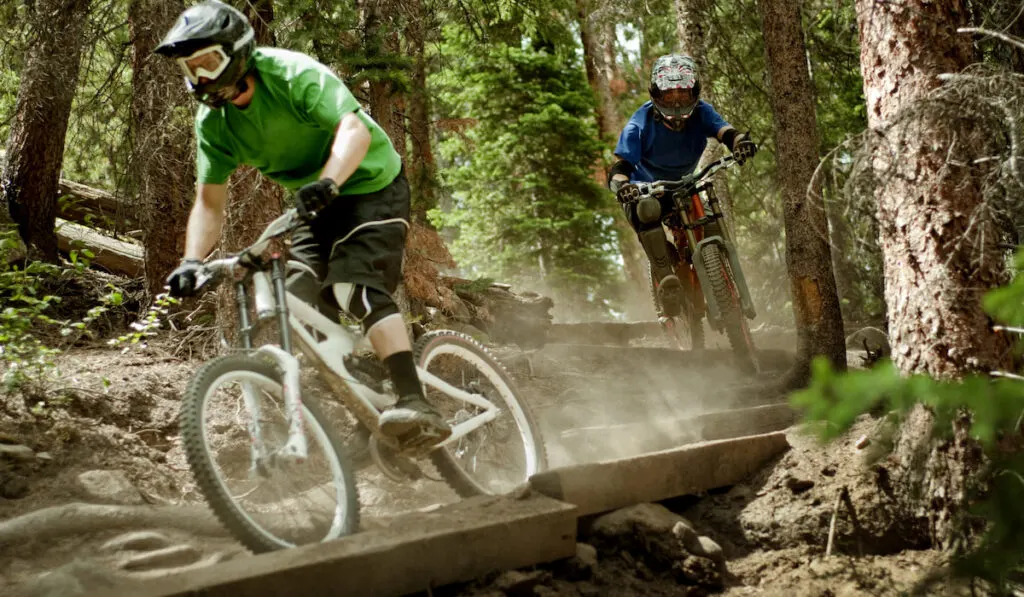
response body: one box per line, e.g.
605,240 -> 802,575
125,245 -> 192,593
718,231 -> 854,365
676,192 -> 756,326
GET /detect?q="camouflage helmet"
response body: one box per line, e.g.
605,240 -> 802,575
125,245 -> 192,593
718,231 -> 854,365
154,0 -> 256,108
649,54 -> 701,127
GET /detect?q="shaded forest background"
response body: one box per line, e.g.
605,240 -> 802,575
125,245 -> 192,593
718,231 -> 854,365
5,0 -> 1024,589
0,0 -> 901,323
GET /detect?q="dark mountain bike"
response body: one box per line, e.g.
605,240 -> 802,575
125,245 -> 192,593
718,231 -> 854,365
630,155 -> 759,374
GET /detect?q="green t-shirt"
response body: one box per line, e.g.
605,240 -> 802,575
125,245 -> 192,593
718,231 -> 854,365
194,47 -> 401,194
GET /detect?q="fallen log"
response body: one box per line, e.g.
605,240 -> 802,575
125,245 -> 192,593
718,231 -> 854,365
56,218 -> 144,277
57,179 -> 138,232
444,276 -> 553,349
530,431 -> 789,517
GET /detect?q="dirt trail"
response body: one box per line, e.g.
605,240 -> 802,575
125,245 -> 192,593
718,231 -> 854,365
0,325 -> 938,597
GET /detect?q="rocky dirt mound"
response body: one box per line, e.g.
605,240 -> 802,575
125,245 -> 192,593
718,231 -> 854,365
683,420 -> 929,558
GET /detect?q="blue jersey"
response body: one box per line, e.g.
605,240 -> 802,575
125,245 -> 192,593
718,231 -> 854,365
614,100 -> 729,183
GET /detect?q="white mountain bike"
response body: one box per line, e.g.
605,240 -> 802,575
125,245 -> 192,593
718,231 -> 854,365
179,208 -> 548,553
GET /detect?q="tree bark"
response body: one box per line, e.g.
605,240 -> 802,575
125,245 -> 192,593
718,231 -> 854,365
577,0 -> 620,139
758,0 -> 846,382
675,0 -> 736,240
406,0 -> 438,226
855,0 -> 1012,550
856,0 -> 1009,378
577,0 -> 649,319
360,0 -> 406,155
56,219 -> 144,277
129,0 -> 195,298
218,0 -> 284,345
1,0 -> 92,261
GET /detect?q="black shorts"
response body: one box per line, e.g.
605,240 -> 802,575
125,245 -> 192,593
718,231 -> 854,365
289,171 -> 410,305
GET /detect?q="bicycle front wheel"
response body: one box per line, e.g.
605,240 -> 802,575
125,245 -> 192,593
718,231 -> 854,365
700,244 -> 758,374
414,331 -> 548,497
181,354 -> 359,553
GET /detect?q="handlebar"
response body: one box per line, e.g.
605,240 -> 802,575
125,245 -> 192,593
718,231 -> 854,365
630,155 -> 739,201
192,208 -> 304,293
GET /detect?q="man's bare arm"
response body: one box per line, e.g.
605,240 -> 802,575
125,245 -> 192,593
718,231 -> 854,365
183,183 -> 227,260
320,112 -> 372,187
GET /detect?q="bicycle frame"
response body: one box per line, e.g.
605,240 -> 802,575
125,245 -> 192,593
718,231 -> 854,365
635,157 -> 757,326
201,211 -> 501,461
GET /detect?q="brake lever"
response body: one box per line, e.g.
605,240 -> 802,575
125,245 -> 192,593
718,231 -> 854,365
192,268 -> 217,293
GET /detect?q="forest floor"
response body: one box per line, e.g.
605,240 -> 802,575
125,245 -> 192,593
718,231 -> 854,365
0,316 -> 971,597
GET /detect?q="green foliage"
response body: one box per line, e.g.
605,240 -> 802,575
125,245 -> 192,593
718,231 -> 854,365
107,293 -> 179,348
792,250 -> 1024,588
432,23 -> 618,318
0,228 -> 142,392
0,253 -> 63,391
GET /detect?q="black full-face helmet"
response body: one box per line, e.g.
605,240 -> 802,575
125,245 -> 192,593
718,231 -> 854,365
154,0 -> 255,108
649,54 -> 701,131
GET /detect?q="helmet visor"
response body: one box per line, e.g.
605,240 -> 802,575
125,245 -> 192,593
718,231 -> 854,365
177,45 -> 229,85
653,88 -> 697,118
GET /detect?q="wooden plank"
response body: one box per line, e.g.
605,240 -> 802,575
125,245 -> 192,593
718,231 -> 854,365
124,493 -> 577,597
57,179 -> 138,231
548,321 -> 663,345
554,403 -> 796,463
537,344 -> 794,373
530,432 -> 789,517
698,403 -> 797,441
56,218 -> 144,277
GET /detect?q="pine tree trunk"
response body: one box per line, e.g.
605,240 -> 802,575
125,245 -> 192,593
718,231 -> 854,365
855,0 -> 1012,549
577,0 -> 650,319
217,0 -> 284,345
130,0 -> 195,298
360,0 -> 405,155
675,0 -> 735,241
758,0 -> 846,381
577,0 -> 620,138
406,0 -> 438,226
857,0 -> 1008,377
1,0 -> 91,261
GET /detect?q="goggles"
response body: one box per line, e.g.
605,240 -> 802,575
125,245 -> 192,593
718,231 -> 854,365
176,45 -> 230,85
653,88 -> 697,118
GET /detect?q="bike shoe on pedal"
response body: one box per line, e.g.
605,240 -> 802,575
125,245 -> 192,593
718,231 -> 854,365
657,274 -> 684,317
380,395 -> 452,446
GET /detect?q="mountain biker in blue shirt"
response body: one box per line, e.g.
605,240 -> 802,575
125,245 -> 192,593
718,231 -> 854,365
608,54 -> 757,318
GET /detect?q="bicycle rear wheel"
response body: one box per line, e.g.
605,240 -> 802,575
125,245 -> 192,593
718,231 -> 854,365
181,354 -> 359,553
414,331 -> 548,497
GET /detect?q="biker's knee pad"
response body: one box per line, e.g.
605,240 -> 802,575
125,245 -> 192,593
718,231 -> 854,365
332,283 -> 400,332
286,264 -> 338,317
636,197 -> 662,225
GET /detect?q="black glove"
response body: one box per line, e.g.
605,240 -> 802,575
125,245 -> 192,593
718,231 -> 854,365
295,178 -> 340,220
732,132 -> 758,165
166,258 -> 203,297
612,180 -> 640,204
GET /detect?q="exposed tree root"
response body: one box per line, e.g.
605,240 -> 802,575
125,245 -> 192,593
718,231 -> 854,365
0,502 -> 227,548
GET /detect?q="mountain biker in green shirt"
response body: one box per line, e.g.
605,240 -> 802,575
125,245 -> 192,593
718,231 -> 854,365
155,0 -> 450,445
